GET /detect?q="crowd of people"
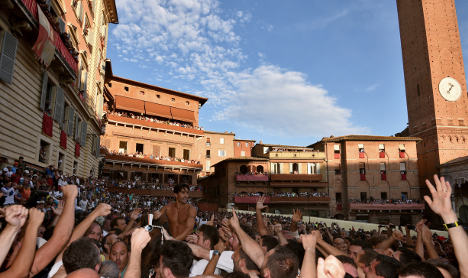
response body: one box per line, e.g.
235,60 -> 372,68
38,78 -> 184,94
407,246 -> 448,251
349,199 -> 422,204
234,192 -> 329,198
0,156 -> 467,278
107,150 -> 201,165
109,111 -> 203,131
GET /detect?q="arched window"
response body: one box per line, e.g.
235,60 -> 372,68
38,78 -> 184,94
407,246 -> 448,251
256,165 -> 264,173
240,165 -> 248,174
292,163 -> 299,174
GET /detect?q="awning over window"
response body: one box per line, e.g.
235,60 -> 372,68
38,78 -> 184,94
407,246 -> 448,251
170,107 -> 195,123
145,101 -> 172,119
115,95 -> 145,114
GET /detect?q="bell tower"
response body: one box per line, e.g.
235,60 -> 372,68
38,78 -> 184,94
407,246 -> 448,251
396,0 -> 468,183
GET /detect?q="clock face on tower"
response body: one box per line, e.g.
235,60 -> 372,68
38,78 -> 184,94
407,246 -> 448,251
438,77 -> 462,102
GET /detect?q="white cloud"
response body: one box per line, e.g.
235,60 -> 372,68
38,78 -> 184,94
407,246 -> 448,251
216,65 -> 366,137
364,83 -> 380,92
110,0 -> 365,138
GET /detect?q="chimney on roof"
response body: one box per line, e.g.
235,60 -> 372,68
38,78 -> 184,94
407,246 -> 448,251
259,140 -> 263,144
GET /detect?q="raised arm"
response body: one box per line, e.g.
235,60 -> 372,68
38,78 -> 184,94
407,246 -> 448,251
256,196 -> 269,236
290,209 -> 302,233
316,231 -> 346,257
375,230 -> 403,250
174,206 -> 196,241
0,205 -> 28,266
0,208 -> 44,278
424,175 -> 468,278
300,232 -> 318,278
30,185 -> 78,276
56,203 -> 111,262
230,209 -> 265,269
124,228 -> 151,278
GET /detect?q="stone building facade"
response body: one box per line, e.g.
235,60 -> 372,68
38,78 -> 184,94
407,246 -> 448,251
0,0 -> 117,177
310,135 -> 423,224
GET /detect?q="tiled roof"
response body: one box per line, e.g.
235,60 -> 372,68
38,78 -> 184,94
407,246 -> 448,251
316,135 -> 422,143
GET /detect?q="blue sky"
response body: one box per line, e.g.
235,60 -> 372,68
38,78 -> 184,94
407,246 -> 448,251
107,0 -> 468,146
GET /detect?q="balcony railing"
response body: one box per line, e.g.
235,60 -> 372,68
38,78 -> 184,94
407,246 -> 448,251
349,203 -> 425,211
234,196 -> 330,204
108,114 -> 204,135
270,174 -> 322,182
236,174 -> 269,182
105,154 -> 203,169
20,0 -> 78,75
106,187 -> 203,198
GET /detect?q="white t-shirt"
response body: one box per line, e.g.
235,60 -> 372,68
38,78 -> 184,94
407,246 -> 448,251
1,187 -> 15,205
189,250 -> 234,277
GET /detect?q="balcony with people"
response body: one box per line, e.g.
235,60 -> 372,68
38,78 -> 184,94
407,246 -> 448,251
104,150 -> 203,169
235,164 -> 269,182
348,199 -> 425,211
233,192 -> 330,204
107,110 -> 204,136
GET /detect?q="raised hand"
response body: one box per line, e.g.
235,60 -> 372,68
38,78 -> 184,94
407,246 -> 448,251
229,208 -> 240,229
424,175 -> 453,216
52,200 -> 64,216
5,205 -> 28,229
292,209 -> 302,223
256,196 -> 268,211
186,234 -> 198,244
153,210 -> 162,220
206,213 -> 215,226
392,230 -> 404,241
129,208 -> 142,220
28,208 -> 45,228
94,203 -> 112,217
317,255 -> 346,278
300,233 -> 317,251
130,228 -> 151,251
62,185 -> 78,200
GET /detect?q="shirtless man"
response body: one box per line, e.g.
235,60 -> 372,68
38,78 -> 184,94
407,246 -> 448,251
153,184 -> 196,240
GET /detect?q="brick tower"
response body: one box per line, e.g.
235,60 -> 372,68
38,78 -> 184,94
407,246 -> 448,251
396,0 -> 468,184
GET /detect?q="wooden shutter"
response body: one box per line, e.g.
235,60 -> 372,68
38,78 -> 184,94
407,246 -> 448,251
95,135 -> 100,156
53,87 -> 65,127
0,31 -> 18,84
74,117 -> 80,141
80,121 -> 87,146
67,107 -> 75,135
40,71 -> 48,111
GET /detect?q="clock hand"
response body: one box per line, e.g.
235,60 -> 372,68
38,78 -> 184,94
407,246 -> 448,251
447,83 -> 454,93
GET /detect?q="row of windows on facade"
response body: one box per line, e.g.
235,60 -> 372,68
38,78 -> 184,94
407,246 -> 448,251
39,140 -> 81,175
333,144 -> 408,158
353,162 -> 408,181
110,83 -> 192,106
335,192 -> 409,203
118,141 -> 191,160
205,138 -> 251,148
269,162 -> 321,174
40,72 -> 100,154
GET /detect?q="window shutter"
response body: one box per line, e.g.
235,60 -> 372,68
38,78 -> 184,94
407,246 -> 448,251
278,163 -> 282,174
0,31 -> 18,84
298,163 -> 302,174
67,107 -> 75,135
317,163 -> 321,174
80,121 -> 87,146
334,145 -> 340,151
95,135 -> 100,156
289,163 -> 293,173
82,71 -> 88,97
75,117 -> 80,141
40,71 -> 48,111
53,87 -> 65,126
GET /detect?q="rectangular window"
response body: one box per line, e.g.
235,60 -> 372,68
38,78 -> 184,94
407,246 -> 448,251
206,137 -> 211,146
399,144 -> 406,158
381,192 -> 388,200
236,142 -> 240,147
39,140 -> 50,164
58,152 -> 65,171
400,162 -> 407,180
379,144 -> 385,158
205,160 -> 211,171
401,192 -> 408,201
335,192 -> 342,202
334,144 -> 340,159
206,150 -> 210,158
136,143 -> 144,154
380,162 -> 386,180
218,149 -> 226,157
73,161 -> 78,175
360,192 -> 367,202
220,137 -> 224,144
119,141 -> 127,154
358,144 -> 365,158
245,142 -> 249,147
240,151 -> 246,157
183,149 -> 190,160
359,162 -> 366,180
169,147 -> 176,158
334,164 -> 341,175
